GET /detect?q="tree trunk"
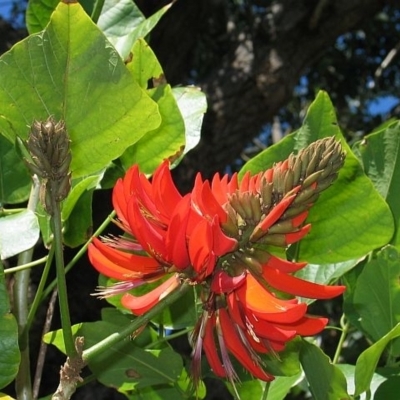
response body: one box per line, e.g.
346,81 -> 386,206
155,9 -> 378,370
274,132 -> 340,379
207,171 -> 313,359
144,0 -> 385,191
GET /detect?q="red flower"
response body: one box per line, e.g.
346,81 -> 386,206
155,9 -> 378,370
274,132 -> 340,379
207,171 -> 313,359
88,137 -> 346,386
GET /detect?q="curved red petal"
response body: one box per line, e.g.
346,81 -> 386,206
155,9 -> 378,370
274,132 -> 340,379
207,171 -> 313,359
211,271 -> 246,294
152,161 -> 183,220
276,316 -> 328,336
127,196 -> 166,258
121,275 -> 180,315
236,274 -> 307,323
203,314 -> 226,377
262,267 -> 346,299
166,195 -> 191,269
210,216 -> 238,256
88,240 -> 160,281
218,308 -> 274,381
265,254 -> 307,273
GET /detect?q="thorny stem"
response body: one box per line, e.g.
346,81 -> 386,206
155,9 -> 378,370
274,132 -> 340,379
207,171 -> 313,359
49,185 -> 76,358
13,176 -> 40,400
42,210 -> 116,300
83,282 -> 191,363
333,314 -> 349,364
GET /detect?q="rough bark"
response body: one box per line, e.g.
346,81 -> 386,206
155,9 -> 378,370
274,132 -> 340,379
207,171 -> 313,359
144,0 -> 386,191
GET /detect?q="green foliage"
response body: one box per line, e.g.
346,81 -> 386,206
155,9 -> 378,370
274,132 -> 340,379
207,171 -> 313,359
0,262 -> 20,389
1,0 -> 400,398
299,340 -> 350,400
240,91 -> 394,264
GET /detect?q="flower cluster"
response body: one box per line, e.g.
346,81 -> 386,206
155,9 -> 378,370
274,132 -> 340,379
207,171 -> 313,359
88,137 -> 346,385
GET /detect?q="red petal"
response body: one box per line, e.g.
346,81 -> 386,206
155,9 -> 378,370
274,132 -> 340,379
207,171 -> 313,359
121,275 -> 180,315
262,267 -> 346,299
88,238 -> 161,280
166,195 -> 191,269
211,271 -> 246,294
210,216 -> 238,256
265,254 -> 307,273
218,308 -> 274,381
276,316 -> 328,336
284,224 -> 311,244
236,274 -> 307,323
127,196 -> 166,258
203,314 -> 226,377
152,161 -> 183,220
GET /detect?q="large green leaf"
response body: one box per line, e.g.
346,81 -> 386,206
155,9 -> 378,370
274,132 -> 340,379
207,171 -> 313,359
0,135 -> 31,204
44,320 -> 183,390
0,2 -> 160,179
25,0 -> 59,33
353,245 -> 400,356
0,210 -> 39,259
354,323 -> 400,396
353,122 -> 400,250
240,91 -> 394,264
300,340 -> 350,400
120,84 -> 186,174
98,0 -> 171,60
0,261 -> 20,389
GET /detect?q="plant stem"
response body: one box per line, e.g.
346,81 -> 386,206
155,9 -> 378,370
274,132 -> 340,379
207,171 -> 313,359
145,327 -> 193,349
41,210 -> 115,300
4,256 -> 48,274
50,191 -> 76,358
13,176 -> 40,400
91,0 -> 105,23
332,314 -> 349,364
27,246 -> 54,330
83,281 -> 191,363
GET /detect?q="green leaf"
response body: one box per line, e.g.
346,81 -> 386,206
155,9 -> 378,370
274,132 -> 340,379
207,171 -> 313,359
25,0 -> 59,33
0,2 -> 161,179
353,245 -> 400,356
267,373 -> 303,400
128,38 -> 164,89
120,84 -> 186,174
98,0 -> 171,60
336,364 -> 386,399
0,136 -> 31,205
374,376 -> 400,400
354,323 -> 400,396
0,261 -> 20,389
0,210 -> 39,259
63,188 -> 95,247
173,87 -> 206,158
300,340 -> 350,400
239,91 -> 394,264
353,122 -> 400,251
45,320 -> 184,390
61,174 -> 102,247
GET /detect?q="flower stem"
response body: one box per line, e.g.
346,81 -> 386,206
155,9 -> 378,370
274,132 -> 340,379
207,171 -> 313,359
41,210 -> 116,300
82,281 -> 191,363
4,256 -> 48,274
13,176 -> 40,400
332,314 -> 349,364
50,190 -> 76,358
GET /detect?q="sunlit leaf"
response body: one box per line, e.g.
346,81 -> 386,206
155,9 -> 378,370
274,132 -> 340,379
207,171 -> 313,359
353,122 -> 400,250
0,2 -> 161,179
354,323 -> 400,396
98,0 -> 172,60
240,91 -> 394,263
0,210 -> 39,260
